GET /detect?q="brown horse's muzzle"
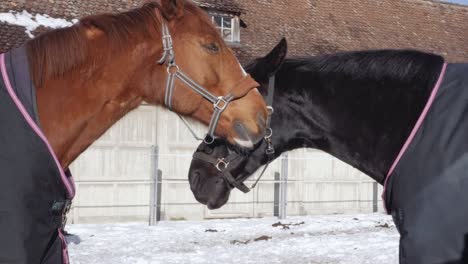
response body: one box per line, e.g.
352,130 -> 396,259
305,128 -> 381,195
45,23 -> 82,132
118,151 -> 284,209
222,75 -> 267,148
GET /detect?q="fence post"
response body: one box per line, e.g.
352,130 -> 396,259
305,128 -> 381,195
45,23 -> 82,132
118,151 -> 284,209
149,170 -> 163,225
156,170 -> 162,222
373,182 -> 378,213
279,153 -> 288,219
149,146 -> 161,226
273,172 -> 280,217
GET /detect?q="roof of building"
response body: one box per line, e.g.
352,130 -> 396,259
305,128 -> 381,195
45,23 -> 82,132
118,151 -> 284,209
233,0 -> 468,63
195,0 -> 246,15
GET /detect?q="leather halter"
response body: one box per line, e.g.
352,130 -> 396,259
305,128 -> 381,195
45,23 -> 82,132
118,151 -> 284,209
193,75 -> 276,193
157,14 -> 259,143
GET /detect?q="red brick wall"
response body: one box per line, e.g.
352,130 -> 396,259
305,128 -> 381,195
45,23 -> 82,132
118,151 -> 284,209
1,0 -> 468,63
234,0 -> 468,63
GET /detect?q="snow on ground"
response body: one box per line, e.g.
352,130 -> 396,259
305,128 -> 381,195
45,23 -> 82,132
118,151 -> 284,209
0,10 -> 77,37
67,213 -> 399,264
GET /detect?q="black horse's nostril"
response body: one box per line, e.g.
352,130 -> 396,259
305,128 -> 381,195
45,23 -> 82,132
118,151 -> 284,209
190,171 -> 201,188
205,147 -> 213,154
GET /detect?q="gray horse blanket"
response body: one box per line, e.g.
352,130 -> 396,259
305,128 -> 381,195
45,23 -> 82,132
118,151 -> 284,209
384,63 -> 468,264
0,47 -> 75,264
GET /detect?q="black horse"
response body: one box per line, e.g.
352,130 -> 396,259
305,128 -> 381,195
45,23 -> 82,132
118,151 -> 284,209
188,39 -> 468,264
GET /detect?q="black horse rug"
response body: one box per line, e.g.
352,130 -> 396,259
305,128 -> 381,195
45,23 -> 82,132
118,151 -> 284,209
384,63 -> 468,264
0,47 -> 75,264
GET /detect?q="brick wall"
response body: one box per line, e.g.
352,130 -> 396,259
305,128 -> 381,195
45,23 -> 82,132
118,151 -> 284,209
1,0 -> 468,62
234,0 -> 468,63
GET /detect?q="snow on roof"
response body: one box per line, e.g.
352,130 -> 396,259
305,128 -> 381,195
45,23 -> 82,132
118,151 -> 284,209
194,0 -> 246,14
0,10 -> 76,38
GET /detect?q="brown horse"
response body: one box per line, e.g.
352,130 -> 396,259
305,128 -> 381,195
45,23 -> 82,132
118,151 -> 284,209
25,0 -> 267,169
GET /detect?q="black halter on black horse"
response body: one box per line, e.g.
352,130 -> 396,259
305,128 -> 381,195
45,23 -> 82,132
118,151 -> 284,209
188,39 -> 468,263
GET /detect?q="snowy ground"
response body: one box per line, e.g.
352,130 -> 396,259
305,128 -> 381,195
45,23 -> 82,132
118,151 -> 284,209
67,213 -> 399,264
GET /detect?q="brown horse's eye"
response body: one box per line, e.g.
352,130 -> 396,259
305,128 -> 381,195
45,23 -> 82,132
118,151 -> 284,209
203,43 -> 220,53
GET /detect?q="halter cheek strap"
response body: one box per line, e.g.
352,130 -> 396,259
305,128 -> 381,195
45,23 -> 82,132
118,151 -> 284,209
156,14 -> 259,143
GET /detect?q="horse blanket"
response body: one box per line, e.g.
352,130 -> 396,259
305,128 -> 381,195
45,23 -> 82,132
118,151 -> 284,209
0,47 -> 75,264
384,63 -> 468,264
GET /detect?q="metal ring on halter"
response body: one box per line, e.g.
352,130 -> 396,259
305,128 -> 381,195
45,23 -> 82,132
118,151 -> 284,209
204,135 -> 215,144
267,106 -> 274,115
215,158 -> 229,171
264,127 -> 273,139
167,64 -> 180,74
214,97 -> 229,111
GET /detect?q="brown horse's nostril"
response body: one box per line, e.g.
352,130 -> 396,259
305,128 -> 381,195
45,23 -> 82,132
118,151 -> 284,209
233,121 -> 264,146
257,111 -> 267,133
257,111 -> 266,128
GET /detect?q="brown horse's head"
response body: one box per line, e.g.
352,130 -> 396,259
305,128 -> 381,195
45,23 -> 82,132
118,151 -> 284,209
141,0 -> 267,148
27,1 -> 267,166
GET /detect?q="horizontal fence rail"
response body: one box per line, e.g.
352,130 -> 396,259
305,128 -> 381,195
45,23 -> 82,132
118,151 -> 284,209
69,145 -> 384,224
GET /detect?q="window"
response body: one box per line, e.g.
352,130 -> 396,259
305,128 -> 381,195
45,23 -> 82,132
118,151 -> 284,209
209,13 -> 241,43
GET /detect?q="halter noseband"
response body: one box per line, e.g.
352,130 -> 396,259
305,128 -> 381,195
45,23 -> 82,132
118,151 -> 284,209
157,16 -> 257,144
193,75 -> 277,193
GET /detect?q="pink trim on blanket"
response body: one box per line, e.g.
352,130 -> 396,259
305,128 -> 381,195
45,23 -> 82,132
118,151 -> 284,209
0,53 -> 75,198
58,229 -> 70,264
382,62 -> 447,213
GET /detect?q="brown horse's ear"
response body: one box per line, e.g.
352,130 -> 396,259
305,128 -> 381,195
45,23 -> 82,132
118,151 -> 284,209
159,0 -> 185,20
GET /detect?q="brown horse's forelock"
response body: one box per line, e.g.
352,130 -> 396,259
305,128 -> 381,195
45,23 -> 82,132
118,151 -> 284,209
26,2 -> 169,87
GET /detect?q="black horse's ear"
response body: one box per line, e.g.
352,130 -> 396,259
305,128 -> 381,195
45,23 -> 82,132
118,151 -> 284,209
159,0 -> 184,20
259,38 -> 288,78
246,38 -> 287,84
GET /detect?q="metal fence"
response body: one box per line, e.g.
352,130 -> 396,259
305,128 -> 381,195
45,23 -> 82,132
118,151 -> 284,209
146,147 -> 382,225
69,144 -> 384,224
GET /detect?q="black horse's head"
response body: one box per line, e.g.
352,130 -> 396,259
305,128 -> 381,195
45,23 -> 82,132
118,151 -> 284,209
188,39 -> 288,209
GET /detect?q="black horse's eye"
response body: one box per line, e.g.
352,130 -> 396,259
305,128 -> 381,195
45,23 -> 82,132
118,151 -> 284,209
203,43 -> 220,53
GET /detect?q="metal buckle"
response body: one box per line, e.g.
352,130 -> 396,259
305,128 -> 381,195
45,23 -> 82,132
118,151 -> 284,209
162,35 -> 173,50
61,200 -> 72,229
215,158 -> 229,171
167,64 -> 180,74
265,136 -> 275,155
266,146 -> 275,155
214,97 -> 229,111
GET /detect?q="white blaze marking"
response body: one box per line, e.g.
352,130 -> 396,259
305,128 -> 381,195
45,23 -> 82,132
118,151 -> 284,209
238,60 -> 247,76
233,137 -> 254,149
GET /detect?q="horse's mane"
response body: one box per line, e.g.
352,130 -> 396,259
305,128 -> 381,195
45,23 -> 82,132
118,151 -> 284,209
279,50 -> 444,87
26,1 -> 204,87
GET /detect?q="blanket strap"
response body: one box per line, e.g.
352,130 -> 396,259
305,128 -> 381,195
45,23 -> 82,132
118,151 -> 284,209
51,200 -> 72,230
